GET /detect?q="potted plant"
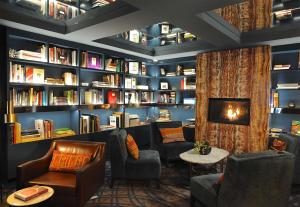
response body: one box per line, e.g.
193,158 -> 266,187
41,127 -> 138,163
194,140 -> 212,155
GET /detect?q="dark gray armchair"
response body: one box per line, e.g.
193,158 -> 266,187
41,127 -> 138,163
269,133 -> 300,185
152,121 -> 194,165
109,129 -> 161,188
191,151 -> 295,207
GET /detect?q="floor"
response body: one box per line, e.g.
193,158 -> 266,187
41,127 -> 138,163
1,161 -> 300,207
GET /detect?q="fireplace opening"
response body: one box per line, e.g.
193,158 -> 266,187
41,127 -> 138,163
208,98 -> 250,125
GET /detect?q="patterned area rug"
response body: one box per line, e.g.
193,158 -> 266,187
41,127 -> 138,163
1,161 -> 300,207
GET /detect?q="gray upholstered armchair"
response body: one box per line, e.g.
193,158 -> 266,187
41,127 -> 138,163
190,151 -> 295,207
269,133 -> 300,185
109,129 -> 161,188
152,121 -> 194,165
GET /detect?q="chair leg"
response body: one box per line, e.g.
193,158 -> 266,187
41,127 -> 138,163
190,195 -> 196,207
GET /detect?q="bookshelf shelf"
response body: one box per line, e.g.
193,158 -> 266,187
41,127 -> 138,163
9,82 -> 78,88
81,86 -> 123,90
14,105 -> 79,113
124,74 -> 152,78
9,58 -> 79,70
80,68 -> 122,74
157,75 -> 196,78
271,107 -> 300,114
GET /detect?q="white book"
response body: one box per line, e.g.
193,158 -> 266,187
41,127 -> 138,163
35,119 -> 44,138
109,116 -> 117,128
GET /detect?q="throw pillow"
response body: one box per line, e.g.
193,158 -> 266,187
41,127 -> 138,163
126,134 -> 139,160
271,139 -> 287,151
49,150 -> 92,172
159,127 -> 186,144
213,173 -> 225,193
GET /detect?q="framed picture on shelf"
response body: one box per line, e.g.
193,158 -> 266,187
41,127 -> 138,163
160,68 -> 166,76
129,30 -> 140,43
160,82 -> 169,90
129,62 -> 139,74
161,24 -> 170,34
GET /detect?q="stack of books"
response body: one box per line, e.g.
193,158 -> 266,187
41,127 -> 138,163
84,90 -> 103,105
166,72 -> 176,77
16,46 -> 46,62
49,90 -> 78,106
80,114 -> 100,134
269,128 -> 283,138
49,46 -> 77,66
277,83 -> 300,89
54,128 -> 75,138
105,58 -> 123,72
91,74 -> 120,88
273,64 -> 291,70
183,68 -> 196,76
10,88 -> 47,107
183,98 -> 196,105
34,119 -> 54,139
45,77 -> 64,85
157,109 -> 171,121
274,9 -> 293,21
14,185 -> 49,201
91,0 -> 115,8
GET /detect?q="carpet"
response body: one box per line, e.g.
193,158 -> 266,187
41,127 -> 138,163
1,161 -> 300,207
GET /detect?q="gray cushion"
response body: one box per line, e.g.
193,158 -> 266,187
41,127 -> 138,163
126,150 -> 161,179
163,141 -> 194,160
191,173 -> 221,207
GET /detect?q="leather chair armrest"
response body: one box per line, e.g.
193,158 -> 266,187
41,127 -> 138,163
76,145 -> 106,207
17,151 -> 53,189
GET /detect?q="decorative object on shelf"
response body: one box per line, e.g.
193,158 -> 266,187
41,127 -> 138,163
288,102 -> 296,108
129,30 -> 140,43
176,65 -> 182,76
128,62 -> 139,74
270,138 -> 287,151
9,48 -> 17,58
141,64 -> 147,76
272,90 -> 279,108
273,64 -> 291,70
160,68 -> 166,76
160,82 -> 169,90
160,24 -> 170,34
194,141 -> 212,155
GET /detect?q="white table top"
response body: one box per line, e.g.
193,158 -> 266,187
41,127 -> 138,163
180,147 -> 229,164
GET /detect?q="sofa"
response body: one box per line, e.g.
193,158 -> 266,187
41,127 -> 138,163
190,150 -> 295,207
152,121 -> 194,165
110,129 -> 161,188
17,140 -> 106,207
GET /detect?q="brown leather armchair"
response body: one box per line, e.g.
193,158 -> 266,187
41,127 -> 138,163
17,140 -> 106,207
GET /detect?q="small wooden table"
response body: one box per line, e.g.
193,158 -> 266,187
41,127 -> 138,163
180,147 -> 229,178
7,186 -> 54,207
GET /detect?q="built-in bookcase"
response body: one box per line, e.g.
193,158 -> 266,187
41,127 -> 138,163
270,44 -> 300,134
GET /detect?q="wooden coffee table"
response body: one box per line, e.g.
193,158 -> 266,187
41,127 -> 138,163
7,186 -> 54,207
180,147 -> 229,178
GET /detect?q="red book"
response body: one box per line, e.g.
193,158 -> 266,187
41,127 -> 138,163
108,91 -> 117,104
14,186 -> 48,201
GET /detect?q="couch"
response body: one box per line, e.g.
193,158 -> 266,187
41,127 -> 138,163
17,140 -> 106,207
190,150 -> 295,207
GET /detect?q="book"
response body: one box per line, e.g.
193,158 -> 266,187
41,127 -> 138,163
80,114 -> 100,134
32,68 -> 45,84
291,120 -> 300,136
273,64 -> 291,70
84,90 -> 103,105
14,186 -> 48,201
10,63 -> 25,83
125,78 -> 132,89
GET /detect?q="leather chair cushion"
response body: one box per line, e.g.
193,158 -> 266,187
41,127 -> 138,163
126,150 -> 161,179
54,141 -> 99,160
191,173 -> 221,207
29,172 -> 76,196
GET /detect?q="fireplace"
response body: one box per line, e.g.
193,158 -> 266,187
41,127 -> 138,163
208,98 -> 250,125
